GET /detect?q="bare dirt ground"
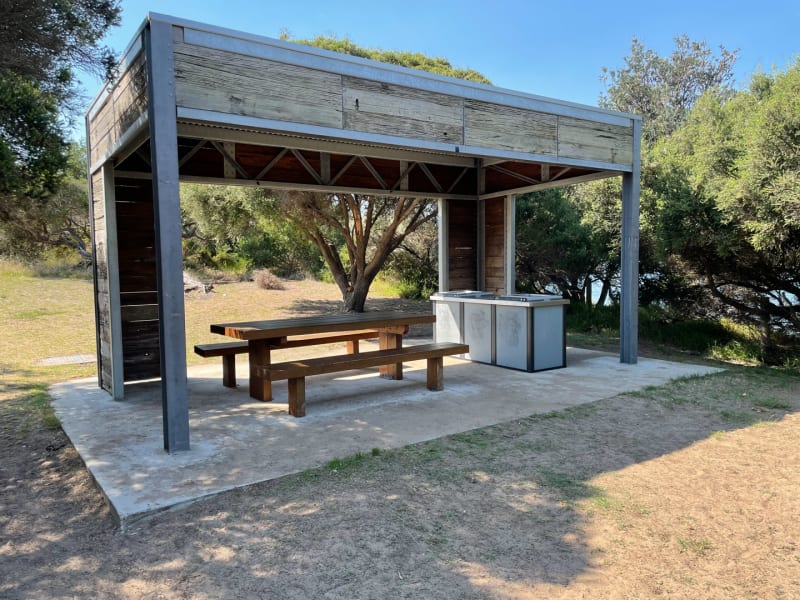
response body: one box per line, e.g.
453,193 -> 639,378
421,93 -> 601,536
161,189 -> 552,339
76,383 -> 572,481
2,280 -> 799,599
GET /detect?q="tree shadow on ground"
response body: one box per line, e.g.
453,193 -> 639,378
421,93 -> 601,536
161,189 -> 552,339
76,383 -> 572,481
1,367 -> 798,598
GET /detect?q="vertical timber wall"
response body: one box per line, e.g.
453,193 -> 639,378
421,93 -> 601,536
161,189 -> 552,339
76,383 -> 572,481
483,197 -> 506,294
447,200 -> 478,290
90,170 -> 114,391
116,178 -> 161,381
89,174 -> 161,389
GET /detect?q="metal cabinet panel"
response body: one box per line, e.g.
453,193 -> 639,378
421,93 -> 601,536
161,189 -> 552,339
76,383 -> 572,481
495,305 -> 529,370
434,301 -> 462,343
533,305 -> 565,370
463,302 -> 492,363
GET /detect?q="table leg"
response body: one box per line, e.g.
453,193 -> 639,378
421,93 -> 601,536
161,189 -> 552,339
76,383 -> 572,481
249,339 -> 272,401
379,331 -> 403,380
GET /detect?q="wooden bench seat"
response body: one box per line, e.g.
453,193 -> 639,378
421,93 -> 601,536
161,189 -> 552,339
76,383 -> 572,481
265,341 -> 469,417
194,330 -> 381,388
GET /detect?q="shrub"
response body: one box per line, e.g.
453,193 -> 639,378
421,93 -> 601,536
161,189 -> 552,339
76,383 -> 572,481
253,269 -> 284,290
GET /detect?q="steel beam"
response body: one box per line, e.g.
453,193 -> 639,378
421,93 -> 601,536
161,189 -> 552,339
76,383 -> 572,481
177,107 -> 634,173
504,195 -> 516,295
103,165 -> 125,399
291,149 -> 323,184
146,19 -> 190,452
620,118 -> 642,364
437,199 -> 449,292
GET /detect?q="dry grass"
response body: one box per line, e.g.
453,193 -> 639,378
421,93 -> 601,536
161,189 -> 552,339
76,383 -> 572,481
3,261 -> 800,598
0,261 -> 404,385
253,268 -> 285,290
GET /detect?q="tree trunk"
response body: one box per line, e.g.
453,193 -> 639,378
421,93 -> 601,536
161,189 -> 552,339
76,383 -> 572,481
758,311 -> 780,366
596,278 -> 611,307
343,276 -> 372,312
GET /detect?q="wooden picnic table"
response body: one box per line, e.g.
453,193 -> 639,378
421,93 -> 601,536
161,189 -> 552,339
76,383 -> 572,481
210,311 -> 436,402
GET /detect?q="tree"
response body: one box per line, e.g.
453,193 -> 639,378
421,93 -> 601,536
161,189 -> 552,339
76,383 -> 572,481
0,142 -> 91,259
180,184 -> 322,277
0,0 -> 120,196
385,217 -> 439,300
512,36 -> 738,309
649,61 -> 800,362
0,0 -> 120,88
516,189 -> 600,303
601,35 -> 737,144
278,191 -> 437,311
551,35 -> 739,310
0,0 -> 120,260
272,35 -> 490,311
285,34 -> 491,85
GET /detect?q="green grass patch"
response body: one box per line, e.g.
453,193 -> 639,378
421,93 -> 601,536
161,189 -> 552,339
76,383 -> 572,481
567,302 -> 799,367
527,402 -> 599,422
536,469 -> 599,501
677,537 -> 713,556
717,409 -> 759,425
450,429 -> 492,448
752,398 -> 792,411
368,275 -> 402,297
13,308 -> 68,320
2,384 -> 61,434
326,452 -> 371,473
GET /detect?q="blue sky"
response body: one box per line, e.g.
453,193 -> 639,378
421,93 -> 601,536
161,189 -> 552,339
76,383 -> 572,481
76,0 -> 798,136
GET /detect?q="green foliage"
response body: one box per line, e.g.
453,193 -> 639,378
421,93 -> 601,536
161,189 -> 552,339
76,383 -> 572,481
291,34 -> 491,85
0,0 -> 121,90
567,302 -> 798,365
180,184 -> 323,277
601,35 -> 737,143
566,303 -> 620,334
516,188 -> 613,304
0,142 -> 91,259
0,74 -> 66,198
384,219 -> 438,300
0,1 -> 120,258
648,60 -> 800,360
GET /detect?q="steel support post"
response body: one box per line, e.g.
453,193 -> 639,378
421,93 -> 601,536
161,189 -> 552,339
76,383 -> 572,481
620,118 -> 642,364
146,19 -> 190,452
437,198 -> 449,292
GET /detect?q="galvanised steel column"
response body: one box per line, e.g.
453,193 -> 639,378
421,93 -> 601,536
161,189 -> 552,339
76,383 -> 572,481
620,117 -> 642,364
146,17 -> 190,451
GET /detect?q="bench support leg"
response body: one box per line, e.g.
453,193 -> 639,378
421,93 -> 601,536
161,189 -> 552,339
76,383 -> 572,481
347,339 -> 359,354
379,332 -> 403,380
427,357 -> 444,390
222,355 -> 237,388
288,377 -> 306,417
249,340 -> 272,402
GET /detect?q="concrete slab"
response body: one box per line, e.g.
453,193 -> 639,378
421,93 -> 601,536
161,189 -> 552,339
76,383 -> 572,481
50,346 -> 720,527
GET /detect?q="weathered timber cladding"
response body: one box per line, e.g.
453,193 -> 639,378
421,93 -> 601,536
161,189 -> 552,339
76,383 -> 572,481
342,76 -> 463,144
484,197 -> 505,294
171,30 -> 636,169
88,51 -> 147,166
558,116 -> 633,165
89,102 -> 114,167
90,170 -> 113,391
464,100 -> 557,155
448,200 -> 478,290
173,42 -> 343,128
115,178 -> 161,381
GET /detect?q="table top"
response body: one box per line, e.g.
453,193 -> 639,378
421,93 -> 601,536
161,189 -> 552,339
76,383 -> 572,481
210,310 -> 436,341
